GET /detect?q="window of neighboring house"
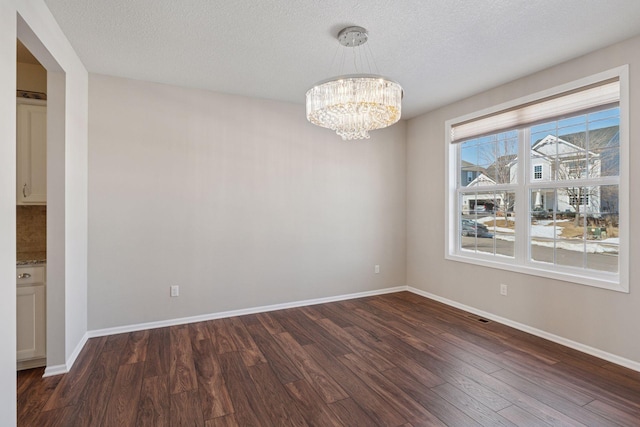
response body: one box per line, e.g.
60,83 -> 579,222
446,66 -> 628,292
534,165 -> 542,180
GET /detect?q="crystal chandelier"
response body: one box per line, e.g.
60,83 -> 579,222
306,27 -> 403,140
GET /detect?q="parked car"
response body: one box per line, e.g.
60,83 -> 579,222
461,219 -> 492,237
531,207 -> 551,219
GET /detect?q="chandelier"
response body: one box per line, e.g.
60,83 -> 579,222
306,26 -> 403,140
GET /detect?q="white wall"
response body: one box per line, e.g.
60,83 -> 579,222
1,0 -> 88,421
407,35 -> 640,364
0,2 -> 18,423
88,74 -> 407,330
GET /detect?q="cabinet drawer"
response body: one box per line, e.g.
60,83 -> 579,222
17,266 -> 45,285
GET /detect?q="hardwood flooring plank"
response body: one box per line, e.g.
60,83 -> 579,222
170,389 -> 205,427
297,305 -> 325,321
58,350 -> 121,426
271,310 -> 317,346
492,368 -> 620,427
584,399 -> 640,427
189,321 -> 213,342
170,325 -> 198,394
327,398 -> 380,427
120,329 -> 150,365
226,316 -> 267,366
345,325 -> 445,388
339,352 -> 448,427
304,343 -> 407,426
205,414 -> 240,427
286,308 -> 352,357
17,370 -> 62,426
42,336 -> 107,411
284,379 -> 345,427
30,406 -> 76,427
144,327 -> 171,378
218,351 -> 270,426
136,375 -> 170,427
498,405 -> 552,427
247,362 -> 309,426
432,382 -> 517,427
382,367 -> 482,427
17,367 -> 41,395
548,360 -> 640,414
190,331 -> 234,420
381,334 -> 513,412
208,318 -> 239,354
245,321 -> 303,384
102,332 -> 129,353
255,311 -> 285,334
500,350 -> 595,406
272,332 -> 348,404
317,317 -> 395,370
313,303 -> 353,328
102,362 -> 145,427
334,300 -> 402,335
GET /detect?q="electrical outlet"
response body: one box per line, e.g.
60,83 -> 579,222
374,264 -> 380,274
170,285 -> 179,297
500,283 -> 508,296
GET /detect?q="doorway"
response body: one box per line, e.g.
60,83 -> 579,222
16,15 -> 68,376
16,39 -> 48,370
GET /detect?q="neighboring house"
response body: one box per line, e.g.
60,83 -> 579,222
465,130 -> 620,216
524,134 -> 602,215
460,160 -> 485,186
461,173 -> 504,214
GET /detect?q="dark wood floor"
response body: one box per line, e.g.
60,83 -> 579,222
17,292 -> 640,426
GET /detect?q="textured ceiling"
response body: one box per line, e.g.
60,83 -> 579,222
43,0 -> 640,119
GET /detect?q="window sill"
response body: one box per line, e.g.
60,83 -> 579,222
445,251 -> 627,293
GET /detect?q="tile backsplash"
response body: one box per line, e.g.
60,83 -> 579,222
16,205 -> 46,254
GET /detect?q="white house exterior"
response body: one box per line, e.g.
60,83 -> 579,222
463,134 -> 603,216
514,134 -> 602,215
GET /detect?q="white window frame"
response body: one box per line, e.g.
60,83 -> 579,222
445,66 -> 629,293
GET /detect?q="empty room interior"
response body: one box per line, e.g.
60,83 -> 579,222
3,0 -> 640,425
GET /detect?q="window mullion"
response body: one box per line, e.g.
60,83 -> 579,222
512,128 -> 528,265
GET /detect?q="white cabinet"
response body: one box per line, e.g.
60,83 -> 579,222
17,98 -> 47,205
16,265 -> 46,366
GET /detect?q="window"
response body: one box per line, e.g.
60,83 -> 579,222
534,165 -> 542,180
446,67 -> 628,292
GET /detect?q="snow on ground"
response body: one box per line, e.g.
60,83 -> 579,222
471,216 -> 618,253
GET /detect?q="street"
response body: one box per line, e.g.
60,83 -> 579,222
461,236 -> 618,273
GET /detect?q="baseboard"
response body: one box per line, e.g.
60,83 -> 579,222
43,331 -> 89,377
408,286 -> 640,373
17,357 -> 46,371
88,286 -> 408,338
43,363 -> 67,377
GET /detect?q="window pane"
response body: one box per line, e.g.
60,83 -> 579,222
586,243 -> 618,273
530,188 -> 555,264
529,185 -> 619,273
496,192 -> 515,259
592,147 -> 619,178
586,184 -> 619,273
530,127 -> 557,182
556,236 -> 586,269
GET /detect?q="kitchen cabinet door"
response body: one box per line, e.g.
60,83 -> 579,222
17,100 -> 47,205
17,284 -> 46,361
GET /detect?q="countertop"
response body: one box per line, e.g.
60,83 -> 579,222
17,251 -> 47,266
